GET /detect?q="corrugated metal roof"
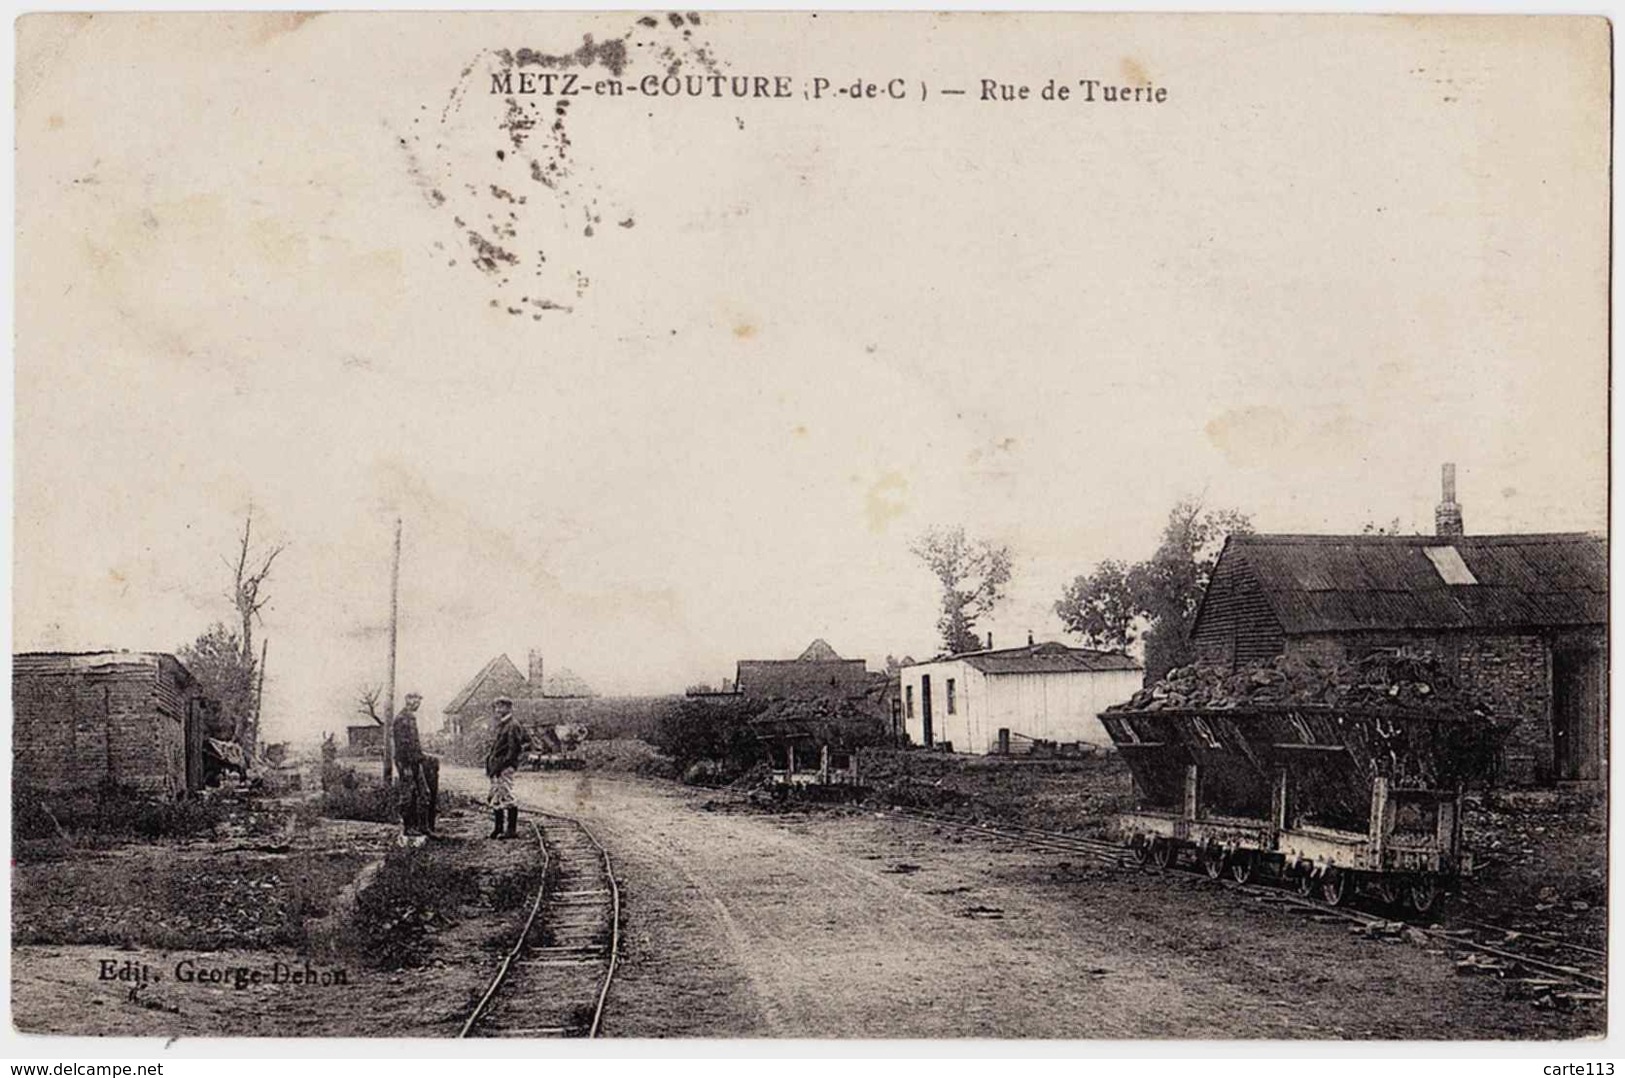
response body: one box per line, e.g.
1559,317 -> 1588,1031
1215,533 -> 1607,634
14,651 -> 199,697
15,650 -> 171,675
950,642 -> 1141,675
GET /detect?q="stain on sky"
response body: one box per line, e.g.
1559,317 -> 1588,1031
401,14 -> 722,319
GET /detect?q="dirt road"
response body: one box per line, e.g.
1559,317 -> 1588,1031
442,766 -> 1593,1039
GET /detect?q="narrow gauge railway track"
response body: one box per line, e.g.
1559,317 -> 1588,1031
887,805 -> 1126,866
459,811 -> 623,1038
884,804 -> 1604,1000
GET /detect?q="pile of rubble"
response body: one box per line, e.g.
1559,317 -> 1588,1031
1107,650 -> 1495,719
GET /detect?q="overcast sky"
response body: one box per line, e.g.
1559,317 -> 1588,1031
15,14 -> 1608,745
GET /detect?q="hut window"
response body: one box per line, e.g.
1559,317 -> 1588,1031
905,685 -> 914,719
946,679 -> 957,714
1424,546 -> 1478,585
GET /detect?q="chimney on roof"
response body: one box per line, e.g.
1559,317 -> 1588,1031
1027,630 -> 1035,646
1435,463 -> 1464,538
528,650 -> 544,689
986,632 -> 993,650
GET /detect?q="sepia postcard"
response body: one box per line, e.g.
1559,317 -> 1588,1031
9,11 -> 1611,1044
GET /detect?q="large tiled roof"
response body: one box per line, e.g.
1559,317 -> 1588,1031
442,653 -> 525,714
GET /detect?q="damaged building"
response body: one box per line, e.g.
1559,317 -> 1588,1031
1189,467 -> 1607,785
13,651 -> 213,798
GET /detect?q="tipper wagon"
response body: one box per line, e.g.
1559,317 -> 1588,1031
1100,651 -> 1507,912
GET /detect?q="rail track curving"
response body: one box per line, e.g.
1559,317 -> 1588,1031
459,810 -> 623,1038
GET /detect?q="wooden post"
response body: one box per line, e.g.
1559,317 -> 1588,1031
1369,776 -> 1389,866
998,728 -> 1010,755
1271,768 -> 1289,832
383,518 -> 401,785
251,637 -> 268,759
1184,764 -> 1200,821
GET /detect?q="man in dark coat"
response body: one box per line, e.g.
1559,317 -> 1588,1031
394,693 -> 439,841
485,697 -> 530,839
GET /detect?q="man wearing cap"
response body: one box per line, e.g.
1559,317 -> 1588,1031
485,696 -> 530,839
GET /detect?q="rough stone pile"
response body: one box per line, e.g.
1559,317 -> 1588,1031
1107,650 -> 1494,719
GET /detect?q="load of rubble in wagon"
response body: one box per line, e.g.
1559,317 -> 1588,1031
1098,650 -> 1509,912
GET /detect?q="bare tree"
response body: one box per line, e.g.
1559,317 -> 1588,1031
357,685 -> 386,726
220,510 -> 285,755
227,511 -> 285,666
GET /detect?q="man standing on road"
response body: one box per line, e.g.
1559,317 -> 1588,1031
485,696 -> 530,839
393,692 -> 439,844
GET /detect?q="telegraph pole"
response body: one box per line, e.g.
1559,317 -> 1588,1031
383,517 -> 401,785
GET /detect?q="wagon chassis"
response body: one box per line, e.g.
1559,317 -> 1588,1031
1106,703 -> 1481,915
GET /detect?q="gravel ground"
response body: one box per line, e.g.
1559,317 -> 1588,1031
442,766 -> 1602,1040
11,807 -> 534,1038
15,765 -> 1600,1040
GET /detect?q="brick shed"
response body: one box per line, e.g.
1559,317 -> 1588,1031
1190,531 -> 1607,786
13,651 -> 211,798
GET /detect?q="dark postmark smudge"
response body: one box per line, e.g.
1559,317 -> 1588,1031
400,15 -> 725,319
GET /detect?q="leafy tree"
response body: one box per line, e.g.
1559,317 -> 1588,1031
909,526 -> 1013,655
1054,499 -> 1253,682
178,622 -> 257,742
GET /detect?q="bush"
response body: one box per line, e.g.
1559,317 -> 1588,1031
576,737 -> 678,779
650,695 -> 770,781
351,847 -> 478,968
320,761 -> 360,793
319,780 -> 397,824
13,782 -> 227,842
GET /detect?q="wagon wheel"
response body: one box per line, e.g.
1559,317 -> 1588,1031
1149,839 -> 1174,870
1319,868 -> 1351,907
1227,852 -> 1256,885
1295,868 -> 1316,896
1369,876 -> 1402,907
1201,847 -> 1226,880
1129,839 -> 1149,867
1406,875 -> 1443,915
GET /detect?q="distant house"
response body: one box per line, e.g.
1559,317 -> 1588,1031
1188,467 -> 1607,785
13,651 -> 212,798
441,654 -> 529,739
345,723 -> 386,754
442,650 -> 598,740
736,639 -> 871,702
900,642 -> 1142,753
